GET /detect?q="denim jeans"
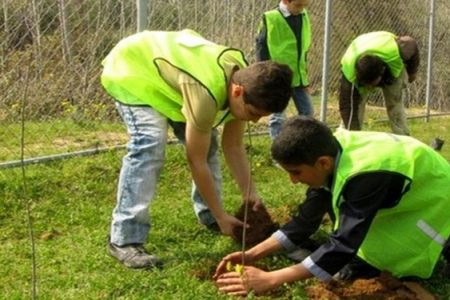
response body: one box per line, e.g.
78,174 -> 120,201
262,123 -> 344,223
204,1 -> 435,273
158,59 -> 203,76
110,102 -> 221,246
269,86 -> 313,139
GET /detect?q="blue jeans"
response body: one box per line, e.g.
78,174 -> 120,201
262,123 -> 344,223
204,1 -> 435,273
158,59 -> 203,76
110,102 -> 221,246
269,87 -> 313,139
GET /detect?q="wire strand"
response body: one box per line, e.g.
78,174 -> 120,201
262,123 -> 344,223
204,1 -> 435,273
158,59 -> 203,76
347,84 -> 355,130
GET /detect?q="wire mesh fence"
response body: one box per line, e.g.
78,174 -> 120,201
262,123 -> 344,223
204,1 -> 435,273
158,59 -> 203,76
0,0 -> 449,167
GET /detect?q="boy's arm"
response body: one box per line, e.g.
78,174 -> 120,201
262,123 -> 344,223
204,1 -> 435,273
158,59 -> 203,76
185,121 -> 243,236
305,172 -> 406,281
397,36 -> 420,82
221,119 -> 262,207
278,188 -> 332,245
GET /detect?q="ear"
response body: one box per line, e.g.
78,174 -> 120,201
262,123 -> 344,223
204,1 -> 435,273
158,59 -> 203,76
232,84 -> 244,98
317,156 -> 334,172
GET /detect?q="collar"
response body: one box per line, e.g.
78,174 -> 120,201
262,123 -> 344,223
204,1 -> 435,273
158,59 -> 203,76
278,2 -> 292,17
279,2 -> 305,17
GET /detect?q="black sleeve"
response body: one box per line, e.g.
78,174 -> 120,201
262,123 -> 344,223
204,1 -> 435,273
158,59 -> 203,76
309,172 -> 406,276
280,188 -> 333,245
255,16 -> 270,62
397,37 -> 420,77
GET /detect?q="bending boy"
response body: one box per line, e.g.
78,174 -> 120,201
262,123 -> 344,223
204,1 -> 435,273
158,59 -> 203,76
339,31 -> 419,135
101,29 -> 292,269
215,116 -> 450,296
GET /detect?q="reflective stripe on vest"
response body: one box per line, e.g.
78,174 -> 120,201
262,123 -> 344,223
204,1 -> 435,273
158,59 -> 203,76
265,9 -> 311,87
341,31 -> 404,88
101,29 -> 247,123
331,129 -> 450,278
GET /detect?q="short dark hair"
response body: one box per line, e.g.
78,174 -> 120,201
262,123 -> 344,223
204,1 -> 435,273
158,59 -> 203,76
271,116 -> 338,166
233,61 -> 293,113
355,55 -> 386,85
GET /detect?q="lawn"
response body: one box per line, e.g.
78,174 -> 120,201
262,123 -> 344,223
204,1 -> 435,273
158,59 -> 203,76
1,115 -> 449,299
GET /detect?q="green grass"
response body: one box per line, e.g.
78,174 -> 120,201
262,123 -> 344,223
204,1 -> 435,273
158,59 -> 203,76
0,119 -> 126,161
1,115 -> 450,299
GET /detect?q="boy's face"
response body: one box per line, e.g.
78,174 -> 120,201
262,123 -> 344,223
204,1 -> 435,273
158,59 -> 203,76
280,157 -> 332,188
284,0 -> 309,15
228,85 -> 271,122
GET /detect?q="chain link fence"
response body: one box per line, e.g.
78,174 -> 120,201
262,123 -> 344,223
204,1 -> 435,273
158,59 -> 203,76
1,0 -> 449,167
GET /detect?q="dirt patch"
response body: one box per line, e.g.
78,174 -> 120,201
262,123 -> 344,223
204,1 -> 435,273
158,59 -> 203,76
232,202 -> 279,248
189,258 -> 217,281
306,272 -> 437,300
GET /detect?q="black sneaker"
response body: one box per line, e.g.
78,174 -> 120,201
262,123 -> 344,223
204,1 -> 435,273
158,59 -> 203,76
431,138 -> 444,151
334,257 -> 380,280
443,261 -> 450,278
202,222 -> 221,233
108,243 -> 163,269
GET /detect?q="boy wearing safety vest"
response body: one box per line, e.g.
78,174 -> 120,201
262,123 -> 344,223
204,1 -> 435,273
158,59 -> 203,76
215,116 -> 450,296
101,29 -> 293,269
255,0 -> 313,139
339,31 -> 420,136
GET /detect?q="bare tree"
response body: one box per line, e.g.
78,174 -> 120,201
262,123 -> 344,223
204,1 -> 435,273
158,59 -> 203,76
29,0 -> 42,77
58,0 -> 71,65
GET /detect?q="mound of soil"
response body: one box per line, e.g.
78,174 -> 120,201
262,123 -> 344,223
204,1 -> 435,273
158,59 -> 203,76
306,272 -> 437,300
232,202 -> 279,248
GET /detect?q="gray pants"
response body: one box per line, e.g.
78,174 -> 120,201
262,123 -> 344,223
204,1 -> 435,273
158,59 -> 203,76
341,70 -> 410,135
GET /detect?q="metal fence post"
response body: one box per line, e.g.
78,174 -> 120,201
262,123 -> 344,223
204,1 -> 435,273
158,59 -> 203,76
137,0 -> 148,32
425,0 -> 436,122
320,0 -> 332,123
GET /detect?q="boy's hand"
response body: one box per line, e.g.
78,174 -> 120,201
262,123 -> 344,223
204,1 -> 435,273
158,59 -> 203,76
244,194 -> 264,211
213,251 -> 243,279
214,251 -> 255,279
216,266 -> 275,296
216,213 -> 247,237
305,86 -> 313,95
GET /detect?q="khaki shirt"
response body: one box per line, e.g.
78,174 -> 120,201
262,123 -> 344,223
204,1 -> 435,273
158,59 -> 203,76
157,56 -> 242,132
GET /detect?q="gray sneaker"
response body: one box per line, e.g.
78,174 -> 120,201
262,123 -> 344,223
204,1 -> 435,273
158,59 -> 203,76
108,243 -> 163,269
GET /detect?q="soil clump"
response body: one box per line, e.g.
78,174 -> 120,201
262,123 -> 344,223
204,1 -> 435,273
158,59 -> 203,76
232,202 -> 279,248
306,272 -> 437,300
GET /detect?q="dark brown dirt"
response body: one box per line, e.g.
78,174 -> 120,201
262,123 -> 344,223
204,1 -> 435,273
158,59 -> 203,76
232,202 -> 279,248
306,272 -> 437,300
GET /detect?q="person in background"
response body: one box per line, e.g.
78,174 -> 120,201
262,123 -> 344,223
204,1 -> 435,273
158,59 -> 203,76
339,31 -> 419,136
101,29 -> 293,269
255,0 -> 314,140
214,116 -> 450,296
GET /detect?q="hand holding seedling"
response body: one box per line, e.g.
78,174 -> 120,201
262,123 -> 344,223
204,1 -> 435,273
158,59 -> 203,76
213,251 -> 254,279
243,194 -> 264,212
215,265 -> 274,296
215,236 -> 294,295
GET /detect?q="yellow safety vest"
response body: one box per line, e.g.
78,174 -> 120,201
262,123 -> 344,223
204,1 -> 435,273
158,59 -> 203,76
264,9 -> 311,87
332,129 -> 450,278
101,29 -> 247,123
